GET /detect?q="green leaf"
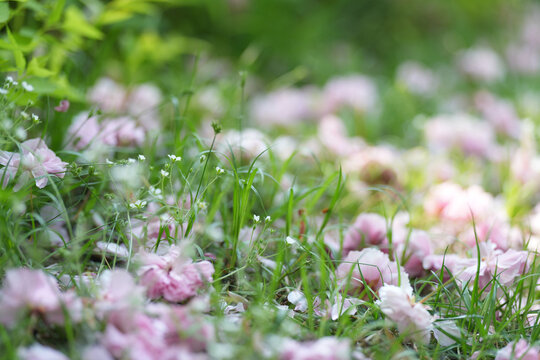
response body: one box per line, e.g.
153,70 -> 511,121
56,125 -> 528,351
47,0 -> 66,27
62,6 -> 103,40
0,3 -> 10,24
97,9 -> 133,25
27,57 -> 54,77
6,28 -> 25,73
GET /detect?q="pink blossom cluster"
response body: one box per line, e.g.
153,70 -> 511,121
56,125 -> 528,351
2,265 -> 215,359
0,138 -> 67,190
68,78 -> 162,150
138,246 -> 215,302
424,114 -> 500,159
335,248 -> 410,296
280,337 -> 351,360
0,268 -> 81,327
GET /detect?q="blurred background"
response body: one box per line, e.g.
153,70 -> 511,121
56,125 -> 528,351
0,0 -> 537,145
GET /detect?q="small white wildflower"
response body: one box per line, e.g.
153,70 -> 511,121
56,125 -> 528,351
31,114 -> 39,123
168,154 -> 182,162
286,236 -> 298,245
265,216 -> 271,222
15,127 -> 27,140
253,214 -> 260,223
6,76 -> 14,84
149,186 -> 162,198
0,88 -> 7,95
2,119 -> 13,129
138,154 -> 146,161
200,154 -> 207,163
216,166 -> 225,175
198,201 -> 208,210
21,81 -> 34,92
160,169 -> 170,177
127,158 -> 136,164
20,111 -> 29,119
129,200 -> 147,209
105,158 -> 114,165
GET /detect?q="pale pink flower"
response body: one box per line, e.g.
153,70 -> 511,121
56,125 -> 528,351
342,145 -> 398,185
272,136 -> 298,160
495,339 -> 540,360
82,345 -> 114,360
424,182 -> 463,218
457,46 -> 505,82
129,202 -> 180,251
138,246 -> 214,302
102,304 -> 212,360
0,268 -> 81,327
460,221 -> 521,250
521,9 -> 540,50
281,337 -> 351,360
100,117 -> 146,147
0,138 -> 67,190
322,75 -> 377,115
88,77 -> 127,113
317,115 -> 364,157
126,83 -> 162,116
54,99 -> 70,112
68,112 -> 101,149
424,114 -> 499,159
432,319 -> 461,346
396,61 -> 438,96
506,44 -> 540,74
394,230 -> 434,277
95,269 -> 145,317
422,253 -> 461,279
336,248 -> 410,296
474,91 -> 521,138
342,213 -> 387,255
251,88 -> 315,127
376,284 -> 433,344
424,182 -> 496,224
18,344 -> 69,360
287,291 -> 362,320
216,128 -> 269,159
511,120 -> 540,185
126,83 -> 162,131
102,308 -> 168,360
454,242 -> 529,289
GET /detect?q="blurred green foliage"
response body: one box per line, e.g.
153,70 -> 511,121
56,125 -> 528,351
0,0 -> 527,95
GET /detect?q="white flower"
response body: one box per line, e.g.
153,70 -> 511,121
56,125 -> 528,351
168,154 -> 181,162
15,127 -> 27,140
265,216 -> 271,222
5,76 -> 14,84
216,166 -> 225,175
21,81 -> 34,92
0,88 -> 7,95
21,111 -> 29,119
31,114 -> 39,123
127,158 -> 136,164
105,159 -> 114,165
286,236 -> 298,245
149,186 -> 162,197
160,169 -> 169,177
253,214 -> 260,223
200,155 -> 207,163
129,200 -> 147,209
138,154 -> 146,161
376,285 -> 433,344
198,201 -> 208,210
